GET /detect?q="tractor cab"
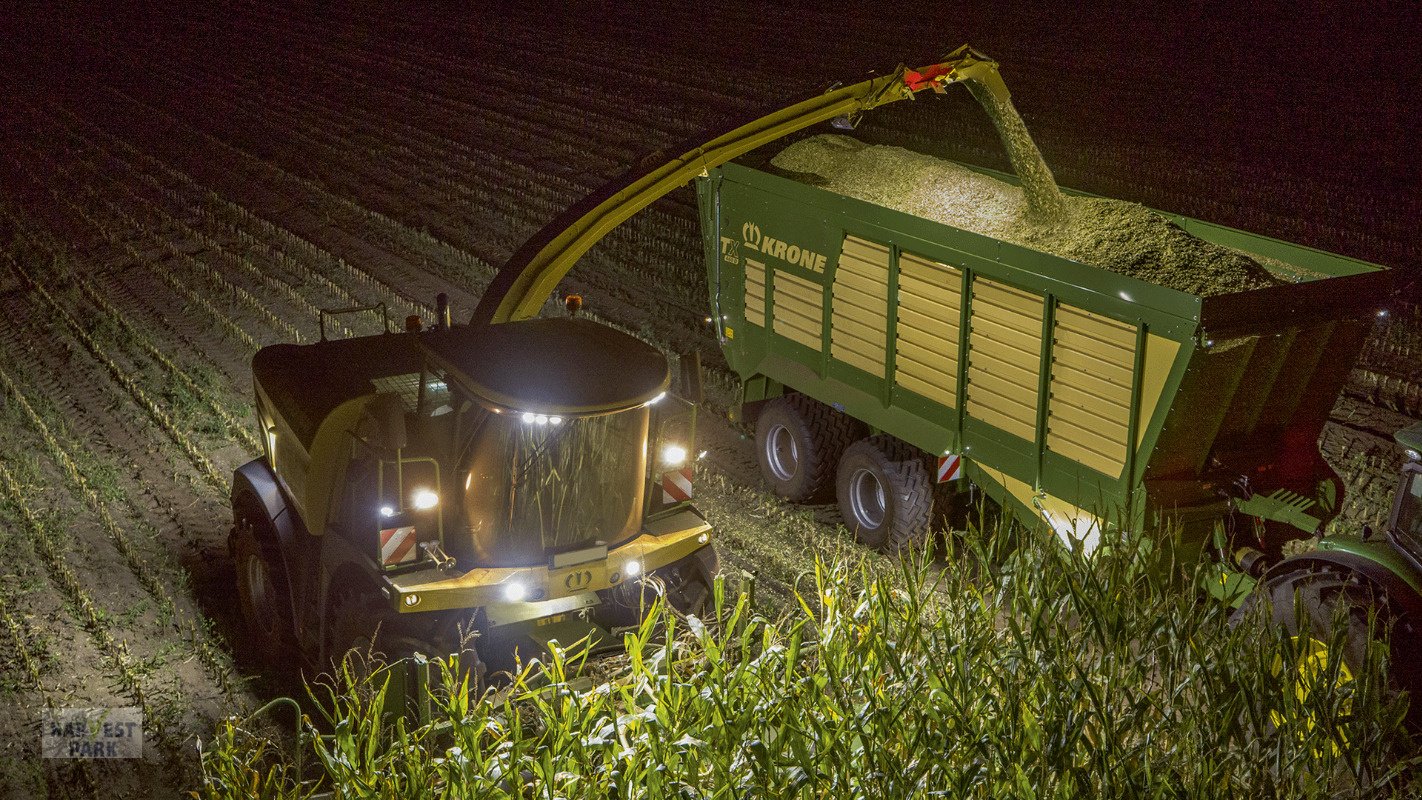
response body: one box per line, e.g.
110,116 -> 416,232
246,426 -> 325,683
1386,424 -> 1422,567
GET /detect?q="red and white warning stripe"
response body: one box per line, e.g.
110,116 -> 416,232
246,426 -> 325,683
936,454 -> 963,484
662,466 -> 694,504
380,525 -> 418,566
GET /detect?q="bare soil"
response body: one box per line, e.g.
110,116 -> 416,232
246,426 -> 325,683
0,3 -> 1413,796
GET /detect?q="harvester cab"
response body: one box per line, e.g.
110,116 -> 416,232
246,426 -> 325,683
230,311 -> 716,677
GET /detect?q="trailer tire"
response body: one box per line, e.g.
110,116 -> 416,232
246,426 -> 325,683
232,506 -> 296,669
755,394 -> 864,502
835,436 -> 933,555
1242,566 -> 1422,729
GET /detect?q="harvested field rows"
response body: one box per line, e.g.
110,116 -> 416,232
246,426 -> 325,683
0,2 -> 1415,796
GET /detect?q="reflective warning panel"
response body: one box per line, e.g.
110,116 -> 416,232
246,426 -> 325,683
380,525 -> 418,566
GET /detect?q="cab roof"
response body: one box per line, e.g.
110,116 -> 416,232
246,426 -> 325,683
253,318 -> 668,448
419,317 -> 669,416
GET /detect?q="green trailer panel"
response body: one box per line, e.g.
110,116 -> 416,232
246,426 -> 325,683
700,160 -> 1388,550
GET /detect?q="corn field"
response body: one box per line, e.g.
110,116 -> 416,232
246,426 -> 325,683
0,2 -> 1415,797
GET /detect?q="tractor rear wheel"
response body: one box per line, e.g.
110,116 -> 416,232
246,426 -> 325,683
1246,566 -> 1422,732
232,507 -> 295,669
835,435 -> 933,555
755,394 -> 864,503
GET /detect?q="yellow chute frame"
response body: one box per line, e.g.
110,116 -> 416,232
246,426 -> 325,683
468,45 -> 1009,327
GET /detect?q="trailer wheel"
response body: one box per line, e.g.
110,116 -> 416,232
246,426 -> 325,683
232,509 -> 295,667
755,394 -> 864,502
835,436 -> 933,554
1244,567 -> 1422,732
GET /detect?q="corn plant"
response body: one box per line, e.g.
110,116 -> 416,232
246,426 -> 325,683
198,512 -> 1421,798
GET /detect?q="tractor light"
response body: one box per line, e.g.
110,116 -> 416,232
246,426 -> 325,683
412,489 -> 439,510
661,444 -> 688,467
404,594 -> 420,607
380,505 -> 396,518
503,581 -> 528,602
624,559 -> 642,578
698,532 -> 710,544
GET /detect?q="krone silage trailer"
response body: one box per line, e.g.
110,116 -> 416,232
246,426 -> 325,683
697,157 -> 1390,564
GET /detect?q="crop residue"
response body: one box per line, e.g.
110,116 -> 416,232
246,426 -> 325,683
771,135 -> 1284,296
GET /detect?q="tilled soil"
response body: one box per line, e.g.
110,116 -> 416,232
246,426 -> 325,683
0,4 -> 1413,797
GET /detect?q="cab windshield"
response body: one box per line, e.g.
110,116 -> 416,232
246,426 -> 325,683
460,406 -> 649,566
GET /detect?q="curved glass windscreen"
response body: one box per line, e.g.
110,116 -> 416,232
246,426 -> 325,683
461,407 -> 649,566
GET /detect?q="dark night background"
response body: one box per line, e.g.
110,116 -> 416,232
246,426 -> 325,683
0,2 -> 1417,796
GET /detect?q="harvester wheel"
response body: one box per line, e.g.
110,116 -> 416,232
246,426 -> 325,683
755,394 -> 865,502
1243,566 -> 1422,732
835,435 -> 932,555
326,588 -> 399,672
232,510 -> 295,668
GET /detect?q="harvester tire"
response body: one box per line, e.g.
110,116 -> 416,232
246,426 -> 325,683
755,394 -> 865,503
232,509 -> 295,669
835,435 -> 933,555
326,587 -> 399,671
1242,566 -> 1422,729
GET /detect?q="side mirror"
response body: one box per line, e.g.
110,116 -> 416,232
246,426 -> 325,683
677,351 -> 704,405
367,393 -> 408,451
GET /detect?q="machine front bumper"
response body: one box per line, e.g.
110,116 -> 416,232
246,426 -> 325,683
380,508 -> 713,615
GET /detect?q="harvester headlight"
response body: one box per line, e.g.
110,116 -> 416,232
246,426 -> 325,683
404,594 -> 420,607
380,505 -> 396,518
549,416 -> 563,425
698,532 -> 710,544
661,444 -> 688,467
535,414 -> 549,425
1407,448 -> 1421,462
503,581 -> 527,602
521,412 -> 536,424
412,489 -> 439,510
625,559 -> 642,577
